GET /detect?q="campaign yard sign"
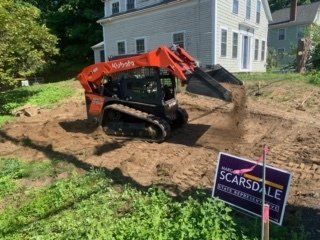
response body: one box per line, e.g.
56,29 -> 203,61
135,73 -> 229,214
212,152 -> 292,225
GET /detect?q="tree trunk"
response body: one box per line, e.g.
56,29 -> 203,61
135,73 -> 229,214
296,38 -> 312,73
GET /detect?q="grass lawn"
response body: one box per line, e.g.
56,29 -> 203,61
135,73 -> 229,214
235,72 -> 320,113
0,158 -> 310,240
0,80 -> 79,128
235,72 -> 308,83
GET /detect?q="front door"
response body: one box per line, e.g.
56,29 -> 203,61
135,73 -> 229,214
242,35 -> 251,70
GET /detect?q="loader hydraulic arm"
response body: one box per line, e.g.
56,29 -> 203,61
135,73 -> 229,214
77,46 -> 197,93
77,45 -> 243,102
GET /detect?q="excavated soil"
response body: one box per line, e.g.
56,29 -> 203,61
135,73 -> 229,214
0,87 -> 319,233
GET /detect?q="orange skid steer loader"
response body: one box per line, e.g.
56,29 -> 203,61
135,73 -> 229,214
77,45 -> 243,142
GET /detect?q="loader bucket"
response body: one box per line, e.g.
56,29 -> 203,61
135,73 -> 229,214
186,66 -> 242,102
206,65 -> 243,86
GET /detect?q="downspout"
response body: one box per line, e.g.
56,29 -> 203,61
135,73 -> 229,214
211,0 -> 217,65
197,0 -> 201,60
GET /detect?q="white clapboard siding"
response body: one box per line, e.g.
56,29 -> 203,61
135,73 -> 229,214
100,0 -> 270,72
102,0 -> 212,66
216,0 -> 269,72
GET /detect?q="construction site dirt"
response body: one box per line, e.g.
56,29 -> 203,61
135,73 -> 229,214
0,86 -> 319,234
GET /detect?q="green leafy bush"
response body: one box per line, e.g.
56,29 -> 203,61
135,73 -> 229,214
308,71 -> 320,85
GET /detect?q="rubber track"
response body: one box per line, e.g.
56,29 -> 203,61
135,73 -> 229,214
103,104 -> 171,143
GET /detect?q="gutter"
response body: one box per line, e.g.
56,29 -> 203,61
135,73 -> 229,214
269,20 -> 313,28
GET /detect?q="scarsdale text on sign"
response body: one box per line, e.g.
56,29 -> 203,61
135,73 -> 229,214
212,152 -> 292,225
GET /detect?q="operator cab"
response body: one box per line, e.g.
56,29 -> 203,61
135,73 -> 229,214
101,67 -> 176,105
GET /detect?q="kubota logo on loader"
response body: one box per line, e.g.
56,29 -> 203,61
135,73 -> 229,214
111,60 -> 135,69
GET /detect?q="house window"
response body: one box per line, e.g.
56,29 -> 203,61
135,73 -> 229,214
233,0 -> 239,14
246,0 -> 251,19
277,48 -> 285,59
127,0 -> 135,10
297,26 -> 306,39
112,2 -> 120,14
136,38 -> 145,53
173,32 -> 185,48
261,40 -> 266,61
100,50 -> 105,62
221,29 -> 227,57
278,29 -> 285,40
254,39 -> 259,60
232,32 -> 238,58
117,41 -> 126,55
256,0 -> 261,24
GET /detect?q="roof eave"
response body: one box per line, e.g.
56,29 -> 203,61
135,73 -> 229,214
269,20 -> 313,28
91,42 -> 104,49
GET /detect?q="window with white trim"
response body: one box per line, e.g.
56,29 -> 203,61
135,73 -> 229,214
127,0 -> 135,10
246,0 -> 251,19
221,29 -> 227,57
232,32 -> 238,58
278,29 -> 285,40
112,2 -> 120,14
277,48 -> 285,59
233,0 -> 239,14
136,38 -> 145,53
254,39 -> 259,60
173,32 -> 185,48
261,40 -> 266,61
256,0 -> 261,24
117,41 -> 126,55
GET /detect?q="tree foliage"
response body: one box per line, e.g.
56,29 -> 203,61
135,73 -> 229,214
268,0 -> 316,12
0,0 -> 58,90
306,24 -> 320,70
25,0 -> 104,63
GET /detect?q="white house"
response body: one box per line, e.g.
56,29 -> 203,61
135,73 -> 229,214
94,0 -> 272,72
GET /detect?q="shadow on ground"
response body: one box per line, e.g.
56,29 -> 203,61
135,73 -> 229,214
168,123 -> 211,147
59,119 -> 98,134
0,89 -> 41,115
94,140 -> 129,156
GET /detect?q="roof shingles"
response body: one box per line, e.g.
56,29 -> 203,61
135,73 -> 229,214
271,1 -> 320,26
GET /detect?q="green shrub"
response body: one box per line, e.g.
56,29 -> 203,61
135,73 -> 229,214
0,72 -> 17,91
308,71 -> 320,85
0,0 -> 58,91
